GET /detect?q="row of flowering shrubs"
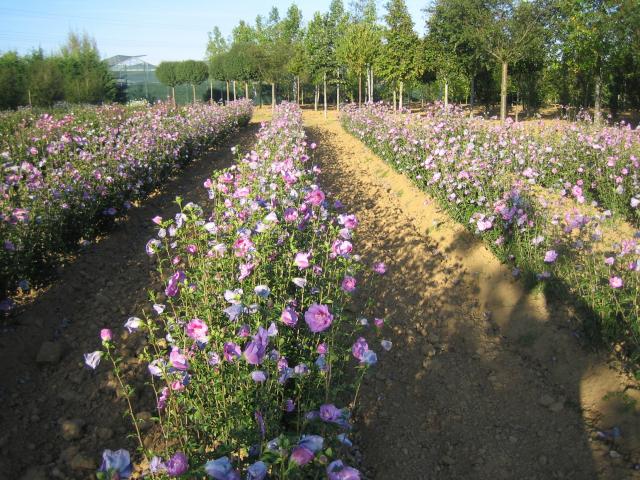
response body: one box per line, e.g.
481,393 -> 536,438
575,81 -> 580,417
87,102 -> 386,479
342,103 -> 639,353
0,100 -> 253,306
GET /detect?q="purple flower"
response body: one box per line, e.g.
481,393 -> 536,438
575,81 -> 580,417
251,370 -> 267,382
165,452 -> 188,477
284,398 -> 295,412
544,250 -> 558,263
338,214 -> 358,229
341,276 -> 356,292
373,262 -> 386,274
204,456 -> 240,480
299,434 -> 324,453
609,276 -> 623,289
246,461 -> 267,480
362,349 -> 377,366
254,285 -> 271,298
327,460 -> 361,480
244,327 -> 269,365
148,359 -> 165,377
381,340 -> 393,351
352,337 -> 368,361
304,304 -> 334,333
331,239 -> 353,257
290,446 -> 314,466
319,403 -> 342,422
281,306 -> 298,326
98,449 -> 132,479
84,351 -> 102,369
124,317 -> 142,333
165,270 -> 186,297
223,342 -> 241,362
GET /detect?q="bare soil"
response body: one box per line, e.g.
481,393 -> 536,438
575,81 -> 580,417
0,116 -> 266,480
303,109 -> 640,480
2,106 -> 639,480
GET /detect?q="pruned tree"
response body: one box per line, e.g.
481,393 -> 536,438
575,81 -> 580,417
155,61 -> 181,105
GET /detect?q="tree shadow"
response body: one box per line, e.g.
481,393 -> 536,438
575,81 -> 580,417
305,120 -> 637,479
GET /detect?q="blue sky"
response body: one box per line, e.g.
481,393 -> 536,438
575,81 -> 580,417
0,0 -> 428,65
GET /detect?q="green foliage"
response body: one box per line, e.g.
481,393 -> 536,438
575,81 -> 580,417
0,52 -> 27,109
379,0 -> 421,86
155,61 -> 182,88
176,60 -> 209,87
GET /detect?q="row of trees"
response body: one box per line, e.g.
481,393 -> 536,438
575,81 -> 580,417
155,60 -> 209,104
0,33 -> 116,109
201,0 -> 640,121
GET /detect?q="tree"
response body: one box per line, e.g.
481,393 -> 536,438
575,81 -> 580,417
468,0 -> 547,121
25,50 -> 64,107
305,12 -> 334,116
0,52 -> 27,109
337,22 -> 382,105
381,0 -> 421,110
177,60 -> 209,103
155,61 -> 181,105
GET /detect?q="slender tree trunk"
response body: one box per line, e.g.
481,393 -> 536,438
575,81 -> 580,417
393,90 -> 397,112
444,80 -> 448,109
233,80 -> 236,101
245,81 -> 249,99
192,84 -> 196,103
28,89 -> 32,107
301,86 -> 304,107
399,81 -> 404,111
209,80 -> 213,104
358,73 -> 362,106
470,75 -> 476,112
271,82 -> 276,110
314,85 -> 319,111
323,72 -> 327,119
500,61 -> 508,122
337,70 -> 340,112
226,80 -> 230,103
370,67 -> 374,103
594,69 -> 602,125
297,76 -> 301,105
171,86 -> 175,106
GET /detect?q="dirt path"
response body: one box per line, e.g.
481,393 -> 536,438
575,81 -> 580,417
0,115 -> 267,480
303,109 -> 640,480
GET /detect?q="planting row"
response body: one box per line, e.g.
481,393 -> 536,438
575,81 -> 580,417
342,103 -> 640,353
87,103 -> 387,479
0,100 -> 253,305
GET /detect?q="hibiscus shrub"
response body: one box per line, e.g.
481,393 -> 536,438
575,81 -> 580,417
90,103 -> 385,479
342,102 -> 639,353
0,100 -> 253,306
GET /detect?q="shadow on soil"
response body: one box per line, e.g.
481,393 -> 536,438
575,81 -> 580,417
0,122 -> 261,479
305,122 -> 636,479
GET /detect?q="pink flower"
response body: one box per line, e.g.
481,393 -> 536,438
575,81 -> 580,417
305,189 -> 325,206
186,244 -> 197,254
152,216 -> 163,225
374,318 -> 384,328
100,329 -> 113,342
186,318 -> 209,342
294,252 -> 311,269
169,347 -> 189,371
544,250 -> 558,263
283,207 -> 298,222
341,276 -> 356,292
233,237 -> 253,257
352,337 -> 369,361
609,276 -> 623,289
331,239 -> 353,257
304,304 -> 334,333
373,262 -> 386,274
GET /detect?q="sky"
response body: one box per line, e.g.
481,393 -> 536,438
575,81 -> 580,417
0,0 -> 428,66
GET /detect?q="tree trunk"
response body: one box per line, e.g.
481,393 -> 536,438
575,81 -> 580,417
470,75 -> 476,112
233,80 -> 236,101
358,73 -> 362,106
314,85 -> 319,111
226,81 -> 230,103
301,86 -> 304,107
245,81 -> 249,99
399,81 -> 403,111
171,86 -> 176,106
259,82 -> 263,107
28,89 -> 32,107
393,90 -> 397,112
594,70 -> 602,125
323,72 -> 327,119
370,67 -> 374,103
209,80 -> 213,105
191,84 -> 196,104
271,82 -> 276,110
444,80 -> 448,109
500,61 -> 508,122
297,76 -> 301,105
337,70 -> 340,112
